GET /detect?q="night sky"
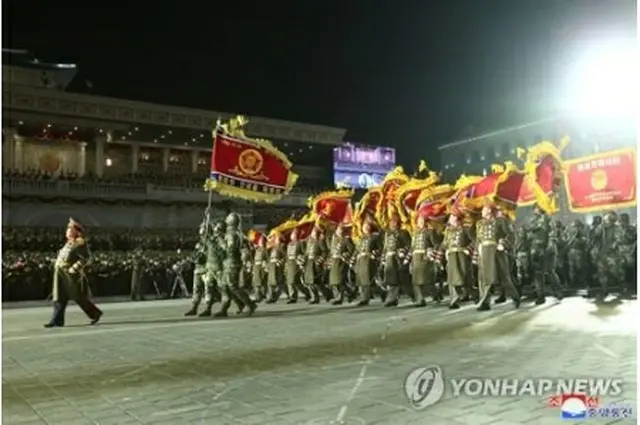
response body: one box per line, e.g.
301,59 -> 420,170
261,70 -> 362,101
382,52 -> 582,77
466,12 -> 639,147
4,0 -> 636,168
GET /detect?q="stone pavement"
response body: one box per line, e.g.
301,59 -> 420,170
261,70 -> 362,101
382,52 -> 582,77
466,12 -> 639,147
2,297 -> 637,425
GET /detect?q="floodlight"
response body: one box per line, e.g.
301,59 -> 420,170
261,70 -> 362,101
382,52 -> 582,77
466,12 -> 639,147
560,39 -> 639,118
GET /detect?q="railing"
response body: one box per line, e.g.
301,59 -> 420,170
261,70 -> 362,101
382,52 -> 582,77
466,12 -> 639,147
2,178 -> 312,206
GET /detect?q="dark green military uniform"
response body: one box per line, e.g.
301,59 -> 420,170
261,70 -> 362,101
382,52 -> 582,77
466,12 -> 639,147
592,212 -> 624,300
411,225 -> 442,306
381,228 -> 411,306
617,213 -> 637,296
564,220 -> 589,289
353,232 -> 381,305
46,220 -> 102,327
493,214 -> 517,303
239,240 -> 254,291
186,221 -> 223,317
251,245 -> 268,301
285,239 -> 306,303
551,220 -> 568,287
304,233 -> 328,304
215,213 -> 255,317
514,226 -> 531,288
441,224 -> 472,308
527,210 -> 562,304
267,243 -> 285,303
328,231 -> 354,304
475,214 -> 519,310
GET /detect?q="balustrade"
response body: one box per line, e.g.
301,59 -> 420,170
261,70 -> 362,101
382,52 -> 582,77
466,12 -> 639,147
2,178 -> 312,206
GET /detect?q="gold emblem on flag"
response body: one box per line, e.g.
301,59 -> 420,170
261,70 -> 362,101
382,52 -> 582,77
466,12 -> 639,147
238,149 -> 264,176
590,169 -> 607,191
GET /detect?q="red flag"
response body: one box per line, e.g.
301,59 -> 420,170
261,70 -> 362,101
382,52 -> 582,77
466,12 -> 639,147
309,189 -> 354,225
564,148 -> 637,213
205,119 -> 298,202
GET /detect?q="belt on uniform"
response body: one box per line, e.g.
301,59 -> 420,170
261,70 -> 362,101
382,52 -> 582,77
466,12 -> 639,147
288,256 -> 296,260
412,249 -> 426,254
357,253 -> 371,258
446,248 -> 465,255
332,255 -> 342,259
308,256 -> 315,259
385,252 -> 396,257
269,259 -> 279,263
480,241 -> 497,247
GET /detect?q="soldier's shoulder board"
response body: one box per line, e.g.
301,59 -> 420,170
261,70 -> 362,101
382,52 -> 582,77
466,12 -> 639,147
75,237 -> 86,246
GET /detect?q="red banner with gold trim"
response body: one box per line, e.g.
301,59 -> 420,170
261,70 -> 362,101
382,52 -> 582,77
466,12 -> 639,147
309,189 -> 354,226
205,117 -> 298,203
564,148 -> 637,213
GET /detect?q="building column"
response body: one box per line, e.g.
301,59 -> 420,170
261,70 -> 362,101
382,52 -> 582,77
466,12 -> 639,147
77,142 -> 87,177
162,148 -> 170,172
131,144 -> 139,174
14,135 -> 24,173
191,150 -> 199,173
94,136 -> 105,177
3,128 -> 16,171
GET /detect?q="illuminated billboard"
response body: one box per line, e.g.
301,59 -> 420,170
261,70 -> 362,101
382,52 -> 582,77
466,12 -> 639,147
333,144 -> 396,189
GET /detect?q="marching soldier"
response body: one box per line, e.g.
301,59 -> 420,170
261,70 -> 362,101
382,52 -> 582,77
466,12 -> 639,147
475,201 -> 520,311
214,212 -> 256,317
354,218 -> 382,306
185,220 -> 213,316
251,235 -> 269,302
45,218 -> 103,328
410,214 -> 432,307
304,225 -> 328,304
239,237 -> 254,292
617,213 -> 637,296
266,232 -> 286,303
441,211 -> 473,309
493,206 -> 516,304
592,211 -> 624,300
285,228 -> 307,304
527,206 -> 562,304
565,219 -> 589,290
381,212 -> 411,307
328,224 -> 354,305
514,226 -> 531,289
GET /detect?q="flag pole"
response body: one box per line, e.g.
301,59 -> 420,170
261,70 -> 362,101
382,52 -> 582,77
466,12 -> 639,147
204,117 -> 222,232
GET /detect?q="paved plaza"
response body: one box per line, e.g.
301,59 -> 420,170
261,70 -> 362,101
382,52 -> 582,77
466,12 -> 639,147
2,296 -> 637,425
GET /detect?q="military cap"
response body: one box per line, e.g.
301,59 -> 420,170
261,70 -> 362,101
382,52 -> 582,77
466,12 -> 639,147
68,217 -> 85,234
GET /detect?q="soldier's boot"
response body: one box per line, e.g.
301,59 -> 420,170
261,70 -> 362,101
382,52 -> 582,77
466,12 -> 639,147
266,286 -> 279,303
331,286 -> 344,305
346,286 -> 358,303
476,286 -> 491,311
213,296 -> 231,318
494,287 -> 507,304
44,301 -> 66,328
299,285 -> 312,302
308,286 -> 321,304
448,284 -> 461,309
76,296 -> 102,325
412,284 -> 426,307
184,302 -> 200,316
198,302 -> 214,317
357,285 -> 371,306
384,286 -> 399,307
234,288 -> 257,317
321,285 -> 334,302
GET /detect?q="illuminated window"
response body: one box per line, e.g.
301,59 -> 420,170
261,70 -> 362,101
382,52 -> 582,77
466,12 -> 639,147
444,164 -> 450,170
466,158 -> 471,164
105,158 -> 113,167
139,153 -> 150,161
197,158 -> 207,165
169,155 -> 180,163
482,168 -> 487,176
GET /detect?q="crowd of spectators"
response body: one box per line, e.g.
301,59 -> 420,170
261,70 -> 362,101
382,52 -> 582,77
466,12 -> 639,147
3,169 -> 328,193
2,227 -> 199,302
